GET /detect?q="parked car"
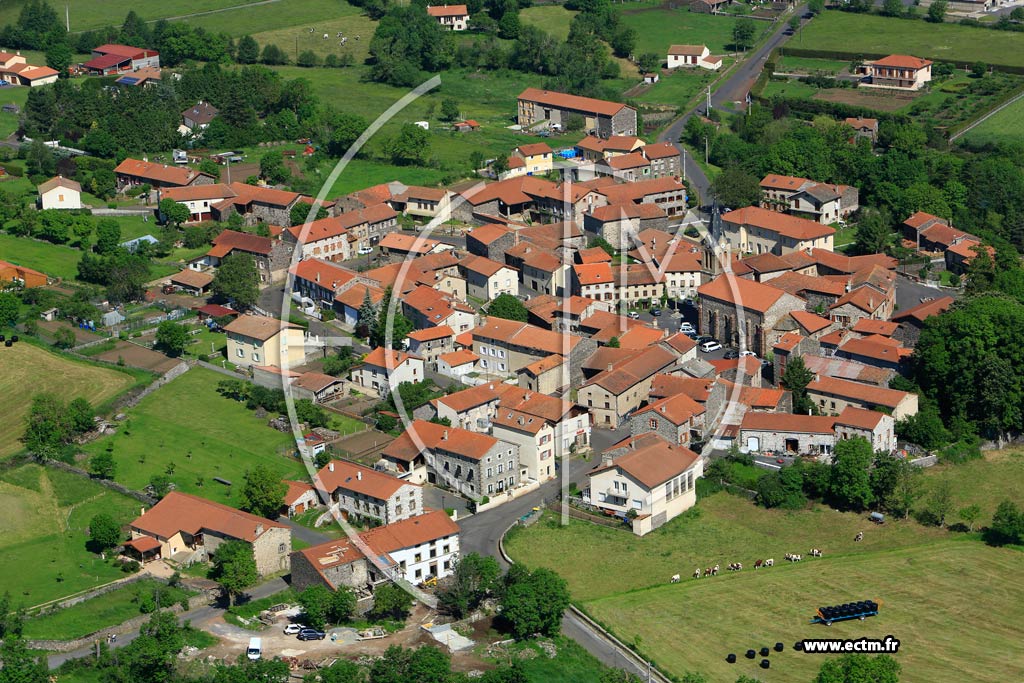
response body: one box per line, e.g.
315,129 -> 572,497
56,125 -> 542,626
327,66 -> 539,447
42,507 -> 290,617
357,246 -> 373,255
723,349 -> 740,360
627,311 -> 641,320
297,629 -> 327,641
650,307 -> 662,316
700,340 -> 723,353
679,322 -> 695,333
740,350 -> 757,357
694,335 -> 713,345
284,624 -> 306,635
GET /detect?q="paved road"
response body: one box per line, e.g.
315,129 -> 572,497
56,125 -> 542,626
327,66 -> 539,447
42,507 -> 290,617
47,577 -> 289,670
658,5 -> 808,205
893,273 -> 946,313
277,515 -> 332,547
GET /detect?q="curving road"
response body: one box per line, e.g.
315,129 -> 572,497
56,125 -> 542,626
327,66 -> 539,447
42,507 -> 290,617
657,5 -> 809,205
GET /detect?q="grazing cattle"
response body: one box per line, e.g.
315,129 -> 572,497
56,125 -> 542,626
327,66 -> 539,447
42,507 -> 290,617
712,564 -> 720,576
855,532 -> 864,542
704,567 -> 713,577
765,558 -> 774,567
693,568 -> 701,579
754,559 -> 763,569
727,562 -> 743,571
337,31 -> 344,37
670,574 -> 680,583
810,548 -> 822,557
323,33 -> 329,39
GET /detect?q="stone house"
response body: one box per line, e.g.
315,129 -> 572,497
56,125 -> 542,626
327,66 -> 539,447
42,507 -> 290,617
316,459 -> 424,525
406,325 -> 455,369
517,87 -> 637,137
697,273 -> 806,356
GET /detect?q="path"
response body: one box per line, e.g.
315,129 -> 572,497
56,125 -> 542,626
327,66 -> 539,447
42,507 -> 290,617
144,0 -> 282,25
657,5 -> 808,205
46,577 -> 289,670
276,515 -> 332,548
949,88 -> 1024,142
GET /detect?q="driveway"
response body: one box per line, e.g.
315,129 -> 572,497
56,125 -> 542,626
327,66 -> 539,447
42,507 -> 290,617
894,274 -> 947,313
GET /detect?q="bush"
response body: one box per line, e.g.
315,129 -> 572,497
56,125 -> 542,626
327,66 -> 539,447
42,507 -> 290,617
120,559 -> 141,573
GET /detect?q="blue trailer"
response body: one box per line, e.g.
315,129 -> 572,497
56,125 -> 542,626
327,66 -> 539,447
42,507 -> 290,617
811,600 -> 881,626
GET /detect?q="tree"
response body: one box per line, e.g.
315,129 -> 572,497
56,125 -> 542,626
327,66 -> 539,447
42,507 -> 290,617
927,0 -> 947,21
985,500 -> 1023,546
261,43 -> 288,65
816,654 -> 900,683
828,437 -> 874,511
487,293 -> 528,322
923,479 -> 955,527
368,645 -> 451,683
211,540 -> 258,605
95,219 -> 121,255
491,154 -> 510,176
385,123 -> 430,166
370,286 -> 414,349
731,18 -> 756,51
607,336 -> 620,348
296,49 -> 319,67
853,208 -> 893,255
53,326 -> 75,349
881,0 -> 903,14
439,98 -> 461,122
149,474 -> 172,498
971,61 -> 987,78
328,585 -> 357,624
260,151 -> 290,185
0,635 -> 49,683
45,40 -> 72,73
369,583 -> 413,621
356,288 -> 378,339
500,565 -> 569,638
22,392 -> 74,459
610,25 -> 636,58
155,321 -> 189,356
159,198 -> 190,228
90,450 -> 117,480
710,166 -> 761,209
297,585 -> 332,630
895,403 -> 950,450
781,356 -> 815,414
958,504 -> 981,532
808,0 -> 824,13
237,35 -> 260,64
88,513 -> 122,552
212,253 -> 260,309
240,465 -> 288,519
637,52 -> 660,73
438,552 -> 501,618
311,659 -> 362,683
322,346 -> 357,376
0,292 -> 18,327
327,112 -> 368,157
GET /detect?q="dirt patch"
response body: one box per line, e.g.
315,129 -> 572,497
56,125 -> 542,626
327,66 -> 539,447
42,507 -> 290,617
94,341 -> 180,374
37,320 -> 104,345
812,88 -> 917,112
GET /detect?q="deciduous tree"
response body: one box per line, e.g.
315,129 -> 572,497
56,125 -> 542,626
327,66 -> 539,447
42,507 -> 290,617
155,321 -> 189,356
88,513 -> 122,552
486,293 -> 528,322
500,564 -> 569,638
239,465 -> 288,519
212,253 -> 259,309
828,437 -> 874,511
211,540 -> 258,605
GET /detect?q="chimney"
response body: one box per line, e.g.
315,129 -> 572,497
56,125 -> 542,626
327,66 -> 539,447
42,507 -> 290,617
525,392 -> 532,401
255,523 -> 264,536
328,461 -> 335,472
607,363 -> 613,371
601,451 -> 614,467
442,430 -> 448,440
518,417 -> 524,425
357,471 -> 362,481
140,507 -> 146,516
660,405 -> 666,413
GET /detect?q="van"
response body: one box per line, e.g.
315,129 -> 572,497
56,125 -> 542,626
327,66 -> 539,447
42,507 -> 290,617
700,340 -> 722,353
246,637 -> 262,661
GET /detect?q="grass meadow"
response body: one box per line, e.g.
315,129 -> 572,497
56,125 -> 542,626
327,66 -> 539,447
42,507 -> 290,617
961,95 -> 1024,146
0,233 -> 84,281
0,343 -> 137,458
83,368 -> 307,505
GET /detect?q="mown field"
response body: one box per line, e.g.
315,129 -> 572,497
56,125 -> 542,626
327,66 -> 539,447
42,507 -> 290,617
620,4 -> 753,56
506,484 -> 1024,683
796,11 -> 1024,68
0,343 -> 137,458
0,464 -> 147,606
83,367 -> 307,505
0,233 -> 84,281
960,94 -> 1024,146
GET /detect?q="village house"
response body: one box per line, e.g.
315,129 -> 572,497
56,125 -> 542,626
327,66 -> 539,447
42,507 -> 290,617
698,273 -> 807,356
666,44 -> 722,70
84,43 -> 160,75
291,372 -> 345,403
426,4 -> 470,30
472,316 -> 592,380
438,349 -> 479,377
316,459 -> 424,525
114,158 -> 216,191
515,354 -> 564,394
844,117 -> 878,143
0,51 -> 58,86
739,412 -> 838,459
181,101 -> 219,131
642,142 -> 683,179
114,67 -> 162,88
289,259 -> 357,312
595,176 -> 688,220
0,260 -> 47,288
588,433 -> 702,536
192,229 -> 292,284
834,334 -> 911,371
350,347 -> 424,396
584,203 -> 667,249
571,262 -> 615,302
391,186 -> 455,220
37,176 -> 81,210
508,245 -> 568,297
575,135 -> 645,162
718,206 -> 835,255
458,255 -> 519,300
359,510 -> 461,584
378,232 -> 451,258
126,492 -> 290,576
224,315 -> 306,370
406,326 -> 455,369
213,182 -> 302,226
860,54 -> 932,91
759,174 -> 860,225
807,375 -> 918,419
833,406 -> 896,453
511,143 -> 554,176
891,295 -> 954,346
401,285 -> 476,332
467,224 -> 515,260
160,184 -> 237,223
945,239 -> 994,275
335,284 -> 384,329
290,537 -> 372,593
283,214 -> 355,263
282,480 -> 320,518
631,392 -> 706,446
578,346 -> 678,428
517,87 -> 638,137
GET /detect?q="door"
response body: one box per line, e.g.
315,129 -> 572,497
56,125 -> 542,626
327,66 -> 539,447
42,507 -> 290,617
746,436 -> 759,452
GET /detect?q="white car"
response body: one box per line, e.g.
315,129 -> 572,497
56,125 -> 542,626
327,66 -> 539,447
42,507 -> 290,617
679,322 -> 695,333
627,311 -> 641,320
739,350 -> 757,357
283,624 -> 306,635
357,246 -> 373,255
700,341 -> 723,353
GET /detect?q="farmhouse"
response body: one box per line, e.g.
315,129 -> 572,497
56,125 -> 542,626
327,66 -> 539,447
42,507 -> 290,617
37,176 -> 81,210
667,44 -> 721,70
290,537 -> 371,593
114,158 -> 216,191
84,44 -> 160,75
860,54 -> 932,91
426,4 -> 469,30
517,88 -> 638,137
316,459 -> 424,525
578,346 -> 678,428
282,480 -> 319,518
160,184 -> 237,223
214,182 -> 302,226
719,206 -> 835,255
833,406 -> 896,453
844,116 -> 878,143
588,433 -> 702,536
631,392 -> 706,446
127,492 -> 290,576
0,260 -> 47,288
224,314 -> 306,370
0,51 -> 58,86
359,509 -> 461,584
350,347 -> 424,396
759,174 -> 860,225
194,229 -> 292,284
739,412 -> 838,459
807,375 -> 918,420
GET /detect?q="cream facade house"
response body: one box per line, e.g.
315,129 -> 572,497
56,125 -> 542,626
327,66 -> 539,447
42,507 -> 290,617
861,55 -> 932,91
719,206 -> 835,255
38,176 -> 82,210
458,255 -> 519,301
426,4 -> 469,30
667,44 -> 721,70
350,347 -> 424,396
588,433 -> 702,536
359,510 -> 461,584
316,459 -> 424,525
224,315 -> 305,370
578,346 -> 678,428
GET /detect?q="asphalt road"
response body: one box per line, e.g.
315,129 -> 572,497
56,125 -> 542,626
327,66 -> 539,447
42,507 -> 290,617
893,273 -> 946,313
658,5 -> 808,205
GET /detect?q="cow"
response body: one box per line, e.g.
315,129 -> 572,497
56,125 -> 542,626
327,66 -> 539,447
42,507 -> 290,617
323,33 -> 329,39
693,568 -> 701,579
670,574 -> 680,583
810,548 -> 822,557
765,558 -> 774,567
712,564 -> 720,576
855,531 -> 864,542
754,559 -> 763,569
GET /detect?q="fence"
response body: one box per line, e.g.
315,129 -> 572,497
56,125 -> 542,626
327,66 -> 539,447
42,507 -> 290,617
42,459 -> 156,507
909,455 -> 938,468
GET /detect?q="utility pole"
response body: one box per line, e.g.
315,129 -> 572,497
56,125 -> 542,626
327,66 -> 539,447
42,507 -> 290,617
706,85 -> 712,114
681,146 -> 686,184
704,136 -> 709,165
66,4 -> 70,31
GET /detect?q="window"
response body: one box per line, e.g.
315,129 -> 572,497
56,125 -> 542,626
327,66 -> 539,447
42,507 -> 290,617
633,499 -> 642,510
443,545 -> 450,554
614,481 -> 619,491
415,568 -> 423,579
430,548 -> 437,558
396,505 -> 402,516
410,499 -> 416,510
499,363 -> 506,371
252,352 -> 260,362
487,467 -> 492,478
649,418 -> 658,429
488,484 -> 494,494
498,463 -> 504,474
414,553 -> 422,562
278,543 -> 286,553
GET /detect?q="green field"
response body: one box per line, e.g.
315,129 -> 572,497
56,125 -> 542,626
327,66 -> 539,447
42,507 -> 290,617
634,65 -> 724,108
961,94 -> 1024,146
797,11 -> 1024,68
520,5 -> 577,41
620,6 -> 751,57
0,342 -> 138,458
0,464 -> 149,607
775,55 -> 849,75
0,85 -> 29,138
83,368 -> 307,505
506,491 -> 1024,683
175,0 -> 352,36
0,0 -> 279,33
0,233 -> 85,280
920,449 -> 1024,526
22,580 -> 194,640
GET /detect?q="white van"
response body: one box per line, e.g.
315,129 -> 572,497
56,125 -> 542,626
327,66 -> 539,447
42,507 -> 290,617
700,340 -> 722,353
246,637 -> 262,661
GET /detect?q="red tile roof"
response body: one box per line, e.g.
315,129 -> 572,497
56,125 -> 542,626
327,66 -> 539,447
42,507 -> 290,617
635,392 -> 705,424
283,480 -> 315,506
289,259 -> 356,290
224,314 -> 302,341
114,158 -> 214,186
649,374 -> 713,401
668,44 -> 707,55
573,262 -> 613,286
131,492 -> 285,542
468,224 -> 511,245
518,87 -> 631,117
891,296 -> 954,324
379,232 -> 444,254
227,181 -> 302,208
160,183 -> 236,202
317,459 -> 416,500
170,269 -> 213,289
335,284 -> 385,309
362,347 -> 420,369
871,54 -> 932,69
474,317 -> 581,356
385,419 -> 499,462
591,436 -> 699,488
697,273 -> 791,314
517,142 -> 553,157
359,509 -> 458,557
851,319 -> 899,337
807,375 -> 910,409
426,4 -> 469,16
790,310 -> 832,334
722,206 -> 835,241
208,228 -> 275,257
439,349 -> 479,367
834,405 -> 887,430
740,412 -> 836,434
407,325 -> 454,342
460,254 -> 511,277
